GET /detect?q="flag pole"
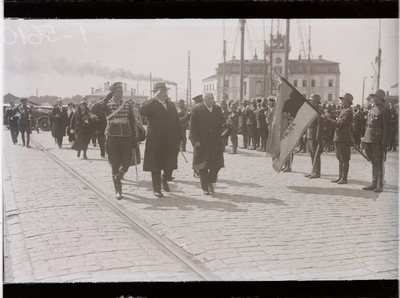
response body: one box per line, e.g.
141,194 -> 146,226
272,68 -> 325,119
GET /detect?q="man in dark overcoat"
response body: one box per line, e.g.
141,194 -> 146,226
246,98 -> 258,150
362,89 -> 391,193
139,81 -> 181,198
6,101 -> 19,144
91,101 -> 107,158
327,93 -> 354,184
190,92 -> 225,195
305,93 -> 325,178
51,98 -> 68,148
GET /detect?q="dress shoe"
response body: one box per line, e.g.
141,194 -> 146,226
283,167 -> 292,173
100,153 -> 106,158
162,177 -> 170,192
304,173 -> 312,177
374,186 -> 383,193
309,173 -> 320,178
208,183 -> 215,193
154,191 -> 164,198
77,151 -> 81,158
203,189 -> 211,195
115,191 -> 122,200
331,176 -> 341,183
26,145 -> 31,148
337,179 -> 347,184
362,182 -> 377,190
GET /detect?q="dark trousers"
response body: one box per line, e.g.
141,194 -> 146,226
21,131 -> 30,146
98,132 -> 106,156
230,132 -> 238,149
9,125 -> 19,144
240,125 -> 248,148
106,136 -> 132,175
198,168 -> 220,191
151,170 -> 173,192
334,141 -> 351,178
246,124 -> 253,147
307,139 -> 322,175
364,142 -> 385,186
180,126 -> 187,150
56,135 -> 63,147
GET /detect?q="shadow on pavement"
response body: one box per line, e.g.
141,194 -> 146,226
216,179 -> 263,188
121,193 -> 247,212
287,186 -> 382,199
214,192 -> 288,206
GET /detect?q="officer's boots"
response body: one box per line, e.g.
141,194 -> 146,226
118,166 -> 127,180
337,163 -> 348,184
374,163 -> 384,193
112,174 -> 122,200
331,164 -> 343,183
363,164 -> 378,190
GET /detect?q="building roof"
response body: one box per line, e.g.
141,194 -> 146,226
288,59 -> 340,74
202,74 -> 217,82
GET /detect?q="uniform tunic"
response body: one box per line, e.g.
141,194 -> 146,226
333,106 -> 353,162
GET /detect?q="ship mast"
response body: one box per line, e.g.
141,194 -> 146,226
377,19 -> 382,89
239,19 -> 246,104
222,20 -> 227,100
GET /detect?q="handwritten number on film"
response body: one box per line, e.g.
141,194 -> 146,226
4,25 -> 87,45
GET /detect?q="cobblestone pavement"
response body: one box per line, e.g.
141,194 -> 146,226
3,128 -> 399,282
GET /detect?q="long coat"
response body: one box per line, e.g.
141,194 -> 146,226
51,105 -> 68,138
189,103 -> 225,171
333,107 -> 353,143
139,99 -> 181,172
363,103 -> 391,146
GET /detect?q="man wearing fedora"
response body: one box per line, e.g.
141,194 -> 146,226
92,82 -> 138,200
139,81 -> 181,198
16,98 -> 32,148
327,93 -> 354,184
362,89 -> 391,193
305,93 -> 325,179
51,98 -> 68,148
190,92 -> 225,195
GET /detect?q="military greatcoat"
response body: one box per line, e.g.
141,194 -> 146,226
190,102 -> 225,171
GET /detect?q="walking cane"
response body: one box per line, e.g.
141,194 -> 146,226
180,148 -> 188,163
133,148 -> 139,190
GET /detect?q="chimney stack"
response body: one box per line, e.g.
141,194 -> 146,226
91,87 -> 94,94
124,83 -> 127,91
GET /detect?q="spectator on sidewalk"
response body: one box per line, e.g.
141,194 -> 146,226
51,98 -> 68,149
17,98 -> 32,148
66,103 -> 76,144
6,101 -> 19,144
71,101 -> 95,160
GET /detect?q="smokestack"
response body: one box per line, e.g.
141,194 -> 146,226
131,88 -> 134,95
91,87 -> 94,94
124,83 -> 127,91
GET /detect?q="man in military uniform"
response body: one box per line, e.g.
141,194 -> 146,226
305,94 -> 324,178
327,93 -> 354,184
246,98 -> 258,150
178,99 -> 189,152
352,104 -> 364,149
362,89 -> 391,193
92,82 -> 137,199
238,100 -> 249,149
255,98 -> 268,152
227,100 -> 239,154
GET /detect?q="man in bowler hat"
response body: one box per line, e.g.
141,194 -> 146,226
362,89 -> 391,192
139,82 -> 181,197
190,92 -> 225,195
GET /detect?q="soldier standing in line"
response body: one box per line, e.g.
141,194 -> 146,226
177,99 -> 189,152
246,98 -> 257,150
6,101 -> 19,144
190,92 -> 225,195
238,100 -> 249,149
92,82 -> 137,200
305,94 -> 325,179
227,100 -> 239,154
327,93 -> 354,184
139,82 -> 181,198
255,98 -> 268,152
352,104 -> 364,149
16,98 -> 32,148
362,89 -> 391,193
51,98 -> 68,149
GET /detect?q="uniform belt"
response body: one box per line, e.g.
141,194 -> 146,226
109,119 -> 129,123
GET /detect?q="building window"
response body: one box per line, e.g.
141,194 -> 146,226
328,79 -> 333,87
294,80 -> 298,87
311,79 -> 316,87
244,82 -> 247,96
302,80 -> 307,87
328,93 -> 333,101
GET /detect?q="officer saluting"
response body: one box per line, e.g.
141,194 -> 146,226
362,89 -> 391,193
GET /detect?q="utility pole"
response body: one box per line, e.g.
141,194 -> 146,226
186,51 -> 192,108
222,20 -> 226,100
284,19 -> 290,79
377,20 -> 382,89
362,76 -> 367,108
269,20 -> 274,95
263,20 -> 267,97
239,19 -> 246,104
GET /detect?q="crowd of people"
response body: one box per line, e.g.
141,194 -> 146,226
5,82 -> 398,198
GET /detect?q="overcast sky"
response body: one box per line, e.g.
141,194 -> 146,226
2,18 -> 398,105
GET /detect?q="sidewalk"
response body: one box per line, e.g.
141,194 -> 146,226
3,128 -> 399,281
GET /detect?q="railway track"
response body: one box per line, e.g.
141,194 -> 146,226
32,138 -> 220,281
